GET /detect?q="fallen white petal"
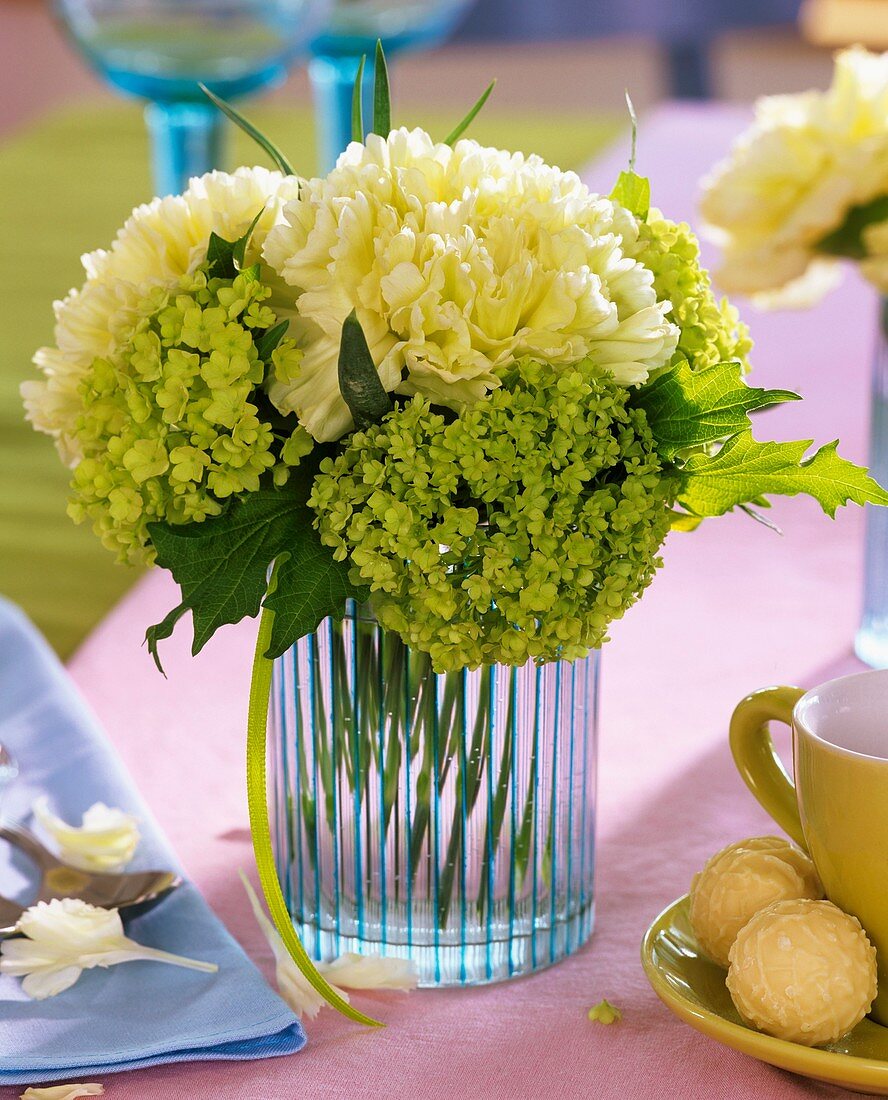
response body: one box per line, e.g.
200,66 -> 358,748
240,872 -> 417,1017
239,871 -> 346,1019
0,898 -> 217,999
32,797 -> 140,872
320,952 -> 418,991
20,1085 -> 104,1099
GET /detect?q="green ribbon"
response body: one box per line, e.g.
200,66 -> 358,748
246,580 -> 384,1028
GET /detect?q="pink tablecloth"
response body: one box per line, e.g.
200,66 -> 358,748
13,103 -> 882,1098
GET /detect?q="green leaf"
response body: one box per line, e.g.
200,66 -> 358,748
817,195 -> 888,260
232,208 -> 265,269
372,39 -> 391,136
610,170 -> 650,219
204,211 -> 265,280
145,459 -> 366,663
677,432 -> 888,519
635,359 -> 800,460
264,544 -> 369,660
352,54 -> 366,143
199,83 -> 295,176
338,309 -> 393,429
255,319 -> 290,361
444,81 -> 496,146
145,602 -> 188,675
205,231 -> 237,280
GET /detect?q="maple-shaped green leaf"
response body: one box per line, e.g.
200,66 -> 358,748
635,360 -> 799,460
264,544 -> 368,660
146,461 -> 366,669
610,170 -> 650,219
677,431 -> 888,518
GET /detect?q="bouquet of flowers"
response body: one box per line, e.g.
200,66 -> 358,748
23,50 -> 888,1016
700,46 -> 888,307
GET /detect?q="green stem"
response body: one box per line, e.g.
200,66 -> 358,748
246,578 -> 382,1026
477,666 -> 516,917
437,666 -> 491,929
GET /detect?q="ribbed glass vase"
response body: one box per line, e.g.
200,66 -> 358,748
857,297 -> 888,668
269,601 -> 599,986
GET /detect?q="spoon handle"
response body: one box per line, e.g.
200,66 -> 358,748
0,892 -> 25,937
0,823 -> 60,872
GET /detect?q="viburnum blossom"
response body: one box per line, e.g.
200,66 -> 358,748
263,127 -> 679,441
24,167 -> 300,466
630,209 -> 752,373
700,47 -> 888,304
61,262 -> 307,563
310,356 -> 675,670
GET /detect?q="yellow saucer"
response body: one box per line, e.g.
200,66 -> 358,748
642,894 -> 888,1095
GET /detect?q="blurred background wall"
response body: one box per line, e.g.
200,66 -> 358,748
0,0 -> 854,140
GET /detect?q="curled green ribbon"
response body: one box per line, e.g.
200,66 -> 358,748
246,568 -> 384,1027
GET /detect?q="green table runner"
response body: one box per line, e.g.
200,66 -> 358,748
0,101 -> 619,657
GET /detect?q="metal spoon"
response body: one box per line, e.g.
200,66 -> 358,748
0,746 -> 18,812
0,822 -> 181,936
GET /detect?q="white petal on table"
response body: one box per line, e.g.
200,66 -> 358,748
32,797 -> 140,872
240,872 -> 417,1018
20,1085 -> 104,1099
0,898 -> 218,999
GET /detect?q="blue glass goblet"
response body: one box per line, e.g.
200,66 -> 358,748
55,0 -> 330,196
309,0 -> 476,173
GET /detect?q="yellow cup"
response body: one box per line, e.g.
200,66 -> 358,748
730,670 -> 888,1025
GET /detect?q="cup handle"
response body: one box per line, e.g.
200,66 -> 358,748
729,685 -> 807,849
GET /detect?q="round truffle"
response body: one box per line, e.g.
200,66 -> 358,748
727,899 -> 877,1046
689,837 -> 822,966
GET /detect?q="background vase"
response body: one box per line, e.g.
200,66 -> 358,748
856,297 -> 888,668
269,601 -> 599,986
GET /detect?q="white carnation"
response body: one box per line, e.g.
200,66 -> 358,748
24,168 -> 301,465
263,127 -> 678,441
700,47 -> 888,303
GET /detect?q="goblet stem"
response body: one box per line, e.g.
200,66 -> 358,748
145,100 -> 226,197
308,53 -> 371,173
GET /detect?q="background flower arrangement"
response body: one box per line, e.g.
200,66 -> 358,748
22,49 -> 888,1013
700,46 -> 888,307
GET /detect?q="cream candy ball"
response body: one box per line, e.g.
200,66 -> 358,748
689,837 -> 823,966
727,899 -> 877,1046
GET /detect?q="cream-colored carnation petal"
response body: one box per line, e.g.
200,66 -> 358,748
700,46 -> 888,302
264,128 -> 676,439
24,167 -> 300,463
0,898 -> 217,999
240,872 -> 417,1017
32,797 -> 140,873
20,1084 -> 104,1099
320,952 -> 417,991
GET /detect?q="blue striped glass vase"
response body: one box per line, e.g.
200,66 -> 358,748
269,601 -> 600,986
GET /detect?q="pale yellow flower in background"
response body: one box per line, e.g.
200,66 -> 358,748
32,797 -> 140,873
700,46 -> 888,304
23,167 -> 301,465
263,127 -> 678,441
240,872 -> 417,1018
20,1085 -> 104,1099
0,898 -> 217,999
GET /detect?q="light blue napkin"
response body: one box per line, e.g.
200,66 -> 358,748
0,597 -> 306,1085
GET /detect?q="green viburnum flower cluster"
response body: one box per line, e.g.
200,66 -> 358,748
69,264 -> 310,563
310,357 -> 676,671
633,208 -> 753,374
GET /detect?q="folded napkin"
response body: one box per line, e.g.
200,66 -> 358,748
0,597 -> 305,1085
